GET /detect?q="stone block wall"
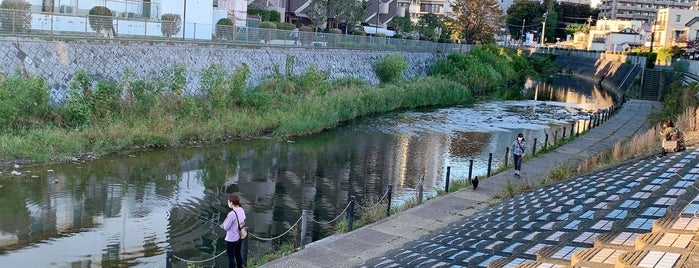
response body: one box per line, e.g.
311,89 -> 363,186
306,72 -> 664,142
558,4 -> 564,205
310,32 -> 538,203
0,38 -> 438,102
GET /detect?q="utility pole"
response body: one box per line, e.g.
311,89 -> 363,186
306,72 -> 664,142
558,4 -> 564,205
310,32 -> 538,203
541,12 -> 548,47
521,18 -> 525,44
376,0 -> 380,35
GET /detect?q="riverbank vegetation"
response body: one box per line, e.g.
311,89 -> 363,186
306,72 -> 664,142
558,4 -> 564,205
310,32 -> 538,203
0,45 -> 552,165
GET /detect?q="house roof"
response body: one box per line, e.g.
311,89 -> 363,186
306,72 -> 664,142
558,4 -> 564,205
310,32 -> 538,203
686,16 -> 699,27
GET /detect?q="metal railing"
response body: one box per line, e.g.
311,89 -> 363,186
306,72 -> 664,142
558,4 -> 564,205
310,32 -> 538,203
0,8 -> 464,53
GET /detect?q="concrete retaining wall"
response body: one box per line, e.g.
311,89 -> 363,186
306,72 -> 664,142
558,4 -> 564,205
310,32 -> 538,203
0,38 -> 438,102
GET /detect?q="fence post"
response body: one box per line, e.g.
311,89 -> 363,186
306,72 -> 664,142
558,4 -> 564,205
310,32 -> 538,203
242,227 -> 249,266
50,13 -> 54,37
386,184 -> 392,217
570,123 -> 575,138
445,166 -> 451,193
166,249 -> 173,268
348,196 -> 355,231
504,147 -> 510,167
554,130 -> 558,145
562,126 -> 567,139
417,176 -> 424,204
468,160 -> 473,181
532,138 -> 537,155
487,153 -> 493,178
300,210 -> 308,250
587,117 -> 592,132
575,121 -> 580,136
544,133 -> 549,150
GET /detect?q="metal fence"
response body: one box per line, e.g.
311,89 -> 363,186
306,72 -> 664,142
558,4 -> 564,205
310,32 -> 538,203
0,8 -> 464,53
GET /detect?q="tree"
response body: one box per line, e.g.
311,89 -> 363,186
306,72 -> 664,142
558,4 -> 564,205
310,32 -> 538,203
505,0 -> 543,40
565,23 -> 588,36
334,0 -> 366,33
306,0 -> 328,31
449,0 -> 503,44
417,13 -> 443,41
160,13 -> 181,38
390,8 -> 414,37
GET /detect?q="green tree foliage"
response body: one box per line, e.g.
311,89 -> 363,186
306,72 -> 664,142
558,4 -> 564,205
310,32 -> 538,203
0,74 -> 49,131
448,0 -> 503,44
216,18 -> 235,40
373,54 -> 408,84
88,6 -> 113,33
390,8 -> 414,37
247,7 -> 281,22
325,0 -> 366,34
417,13 -> 443,41
0,0 -> 31,33
160,13 -> 182,38
307,0 -> 328,30
505,0 -> 543,40
565,23 -> 589,35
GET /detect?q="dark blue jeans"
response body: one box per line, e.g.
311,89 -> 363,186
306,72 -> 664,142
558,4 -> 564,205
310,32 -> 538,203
226,240 -> 243,268
513,154 -> 522,172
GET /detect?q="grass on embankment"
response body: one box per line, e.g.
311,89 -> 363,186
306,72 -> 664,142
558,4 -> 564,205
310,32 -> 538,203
0,76 -> 473,164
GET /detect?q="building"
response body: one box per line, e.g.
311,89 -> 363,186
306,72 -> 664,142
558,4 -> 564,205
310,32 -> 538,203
18,0 -> 249,39
571,19 -> 647,51
651,8 -> 699,48
598,0 -> 698,22
688,16 -> 699,40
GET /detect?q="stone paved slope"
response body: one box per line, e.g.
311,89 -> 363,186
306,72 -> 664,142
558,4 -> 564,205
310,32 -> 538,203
263,100 -> 661,268
362,149 -> 699,267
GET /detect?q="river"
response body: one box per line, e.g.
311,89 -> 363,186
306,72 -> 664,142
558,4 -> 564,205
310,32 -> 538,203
0,76 -> 616,267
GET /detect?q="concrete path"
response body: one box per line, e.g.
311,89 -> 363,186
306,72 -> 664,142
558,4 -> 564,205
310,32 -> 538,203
263,99 -> 662,268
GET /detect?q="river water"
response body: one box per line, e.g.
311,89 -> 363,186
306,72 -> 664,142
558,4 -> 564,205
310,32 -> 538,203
0,76 -> 615,267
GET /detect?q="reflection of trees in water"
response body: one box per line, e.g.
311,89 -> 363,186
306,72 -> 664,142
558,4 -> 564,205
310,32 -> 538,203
528,77 -> 614,109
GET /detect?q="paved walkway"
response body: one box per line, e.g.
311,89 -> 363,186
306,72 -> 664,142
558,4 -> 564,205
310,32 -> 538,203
264,99 -> 665,268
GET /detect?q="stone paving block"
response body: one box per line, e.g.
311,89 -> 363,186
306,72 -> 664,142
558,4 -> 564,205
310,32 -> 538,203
595,231 -> 642,250
514,261 -> 567,268
571,247 -> 627,267
617,250 -> 689,268
635,232 -> 696,254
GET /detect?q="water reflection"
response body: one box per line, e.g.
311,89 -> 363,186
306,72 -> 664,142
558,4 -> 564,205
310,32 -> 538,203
0,77 -> 614,267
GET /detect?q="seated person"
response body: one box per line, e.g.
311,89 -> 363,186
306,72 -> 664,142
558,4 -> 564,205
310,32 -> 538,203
662,120 -> 685,153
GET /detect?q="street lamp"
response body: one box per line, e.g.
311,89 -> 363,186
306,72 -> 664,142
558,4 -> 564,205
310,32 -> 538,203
541,12 -> 548,47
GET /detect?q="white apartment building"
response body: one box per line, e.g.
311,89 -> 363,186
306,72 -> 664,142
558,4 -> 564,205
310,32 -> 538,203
585,19 -> 647,51
652,8 -> 699,47
598,0 -> 698,22
396,0 -> 453,23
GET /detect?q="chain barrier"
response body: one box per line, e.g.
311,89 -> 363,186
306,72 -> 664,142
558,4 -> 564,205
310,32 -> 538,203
152,258 -> 165,268
309,201 -> 352,225
354,189 -> 391,210
249,215 -> 303,241
172,250 -> 227,265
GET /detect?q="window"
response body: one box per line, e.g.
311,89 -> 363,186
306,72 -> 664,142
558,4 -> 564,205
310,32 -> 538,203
676,15 -> 681,22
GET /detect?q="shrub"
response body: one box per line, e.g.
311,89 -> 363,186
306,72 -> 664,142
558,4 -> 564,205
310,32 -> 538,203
259,21 -> 277,43
216,18 -> 235,40
88,6 -> 113,33
0,74 -> 49,131
276,22 -> 296,30
373,54 -> 408,84
247,8 -> 281,22
299,26 -> 314,45
646,52 -> 657,69
200,63 -> 250,109
0,0 -> 31,34
160,13 -> 182,37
